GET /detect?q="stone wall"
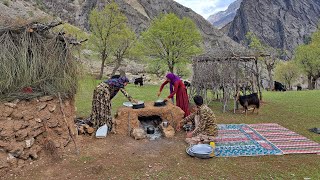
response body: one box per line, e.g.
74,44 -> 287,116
0,96 -> 76,170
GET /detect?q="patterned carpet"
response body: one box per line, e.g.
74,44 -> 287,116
213,124 -> 282,157
249,123 -> 320,155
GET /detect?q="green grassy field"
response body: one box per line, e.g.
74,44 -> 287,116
74,76 -> 320,179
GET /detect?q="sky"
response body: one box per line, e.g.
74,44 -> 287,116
174,0 -> 236,19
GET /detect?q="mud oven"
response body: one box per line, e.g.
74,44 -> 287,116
113,102 -> 184,140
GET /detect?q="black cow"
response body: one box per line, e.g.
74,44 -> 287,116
236,93 -> 260,116
134,77 -> 144,86
297,85 -> 302,91
274,81 -> 286,91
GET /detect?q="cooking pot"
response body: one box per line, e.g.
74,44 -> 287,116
147,127 -> 155,134
132,101 -> 145,109
162,121 -> 169,128
154,99 -> 166,107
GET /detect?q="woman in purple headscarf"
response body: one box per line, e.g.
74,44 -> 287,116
158,73 -> 190,117
90,76 -> 137,130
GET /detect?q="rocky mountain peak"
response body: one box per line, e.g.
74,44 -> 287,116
207,0 -> 242,29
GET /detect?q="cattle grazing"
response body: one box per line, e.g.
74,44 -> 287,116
297,85 -> 302,91
274,81 -> 286,91
134,77 -> 144,86
236,92 -> 260,116
183,81 -> 191,88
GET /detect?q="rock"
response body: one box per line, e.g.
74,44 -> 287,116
48,104 -> 57,112
24,114 -> 34,121
35,118 -> 42,123
9,143 -> 24,158
4,103 -> 17,109
29,128 -> 45,137
54,141 -> 61,148
47,119 -> 59,128
0,141 -> 9,148
39,96 -> 53,102
83,124 -> 94,134
3,107 -> 14,117
25,138 -> 35,148
161,125 -> 175,138
0,161 -> 9,169
17,159 -> 25,168
131,128 -> 146,140
15,129 -> 28,141
20,145 -> 41,160
13,121 -> 24,131
6,153 -> 18,167
32,124 -> 43,130
37,103 -> 47,111
78,126 -> 85,134
53,127 -> 63,135
11,110 -> 23,119
0,129 -> 14,139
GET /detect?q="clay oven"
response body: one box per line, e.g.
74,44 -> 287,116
113,102 -> 184,139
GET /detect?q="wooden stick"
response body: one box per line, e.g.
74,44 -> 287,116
58,93 -> 79,155
128,112 -> 131,136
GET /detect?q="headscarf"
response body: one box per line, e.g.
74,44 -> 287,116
166,73 -> 180,94
104,76 -> 129,89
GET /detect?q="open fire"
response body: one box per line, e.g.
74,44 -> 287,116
139,115 -> 163,140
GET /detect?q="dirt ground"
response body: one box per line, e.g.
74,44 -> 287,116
1,133 -> 190,179
1,130 -> 320,180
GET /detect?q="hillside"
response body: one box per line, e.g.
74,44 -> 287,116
0,0 -> 245,54
226,0 -> 320,56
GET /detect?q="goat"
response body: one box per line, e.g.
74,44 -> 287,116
236,92 -> 260,116
134,77 -> 143,86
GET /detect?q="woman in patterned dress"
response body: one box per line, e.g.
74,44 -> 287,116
157,73 -> 190,117
90,76 -> 136,131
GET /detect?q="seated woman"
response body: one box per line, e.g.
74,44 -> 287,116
157,73 -> 190,117
89,76 -> 136,131
180,95 -> 218,145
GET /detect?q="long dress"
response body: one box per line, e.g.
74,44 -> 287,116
90,82 -> 133,130
160,80 -> 190,117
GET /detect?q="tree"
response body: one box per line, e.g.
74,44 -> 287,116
139,13 -> 203,73
110,26 -> 137,76
176,63 -> 191,79
294,28 -> 320,90
89,2 -> 127,79
245,32 -> 264,100
274,61 -> 300,90
146,60 -> 167,78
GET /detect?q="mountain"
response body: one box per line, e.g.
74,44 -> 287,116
0,0 -> 245,54
207,0 -> 242,29
76,0 -> 245,53
226,0 -> 320,56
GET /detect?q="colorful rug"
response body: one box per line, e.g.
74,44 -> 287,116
213,124 -> 282,157
249,123 -> 320,155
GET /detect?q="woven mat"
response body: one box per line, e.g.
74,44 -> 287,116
213,124 -> 282,157
249,123 -> 320,154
